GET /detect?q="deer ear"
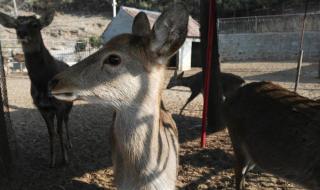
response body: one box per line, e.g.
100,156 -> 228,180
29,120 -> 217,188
149,3 -> 188,63
177,71 -> 184,79
0,12 -> 17,28
40,10 -> 55,28
132,12 -> 151,36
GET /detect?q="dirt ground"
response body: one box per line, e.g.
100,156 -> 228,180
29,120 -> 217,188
1,61 -> 319,190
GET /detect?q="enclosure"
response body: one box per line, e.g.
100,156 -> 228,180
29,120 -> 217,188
0,0 -> 320,190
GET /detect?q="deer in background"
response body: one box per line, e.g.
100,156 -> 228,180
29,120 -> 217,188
49,3 -> 188,189
0,11 -> 73,167
223,81 -> 320,190
167,71 -> 245,114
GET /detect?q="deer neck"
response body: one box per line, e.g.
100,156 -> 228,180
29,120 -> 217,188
113,67 -> 165,164
22,35 -> 53,65
21,33 -> 46,54
21,35 -> 55,85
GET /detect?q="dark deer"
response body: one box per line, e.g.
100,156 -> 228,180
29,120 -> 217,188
49,4 -> 188,189
223,81 -> 320,190
0,11 -> 73,167
167,71 -> 245,114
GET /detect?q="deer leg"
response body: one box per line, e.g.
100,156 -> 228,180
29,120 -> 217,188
232,144 -> 249,190
57,114 -> 68,165
63,114 -> 72,149
41,111 -> 56,167
228,128 -> 248,190
180,92 -> 199,115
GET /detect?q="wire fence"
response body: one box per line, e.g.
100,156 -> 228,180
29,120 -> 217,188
218,12 -> 320,34
0,38 -> 99,74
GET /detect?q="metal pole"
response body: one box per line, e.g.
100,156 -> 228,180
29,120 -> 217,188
200,0 -> 221,147
294,0 -> 309,92
12,0 -> 18,17
112,0 -> 117,18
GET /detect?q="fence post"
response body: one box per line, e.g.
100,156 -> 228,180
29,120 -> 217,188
0,41 -> 16,178
294,0 -> 309,92
255,16 -> 258,32
200,0 -> 223,142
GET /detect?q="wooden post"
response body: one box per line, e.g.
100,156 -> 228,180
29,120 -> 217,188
0,42 -> 16,178
0,84 -> 11,177
294,0 -> 309,92
200,0 -> 223,139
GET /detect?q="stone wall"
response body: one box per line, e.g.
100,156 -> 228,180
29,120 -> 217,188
219,32 -> 320,61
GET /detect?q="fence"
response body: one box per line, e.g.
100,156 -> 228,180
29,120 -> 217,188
218,13 -> 320,34
0,39 -> 99,73
0,42 -> 16,177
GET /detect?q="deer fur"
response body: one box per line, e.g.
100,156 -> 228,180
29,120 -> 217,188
49,4 -> 188,189
223,81 -> 320,190
0,11 -> 73,167
167,71 -> 245,114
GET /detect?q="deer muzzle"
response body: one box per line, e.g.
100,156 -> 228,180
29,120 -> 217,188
48,78 -> 80,102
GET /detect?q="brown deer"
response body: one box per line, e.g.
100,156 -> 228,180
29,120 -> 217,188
167,71 -> 245,114
223,81 -> 320,190
0,11 -> 73,167
49,4 -> 188,189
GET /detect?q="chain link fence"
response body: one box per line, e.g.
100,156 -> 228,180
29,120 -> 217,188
218,13 -> 320,34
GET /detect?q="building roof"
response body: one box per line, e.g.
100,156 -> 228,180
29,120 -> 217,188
123,6 -> 200,37
102,6 -> 200,43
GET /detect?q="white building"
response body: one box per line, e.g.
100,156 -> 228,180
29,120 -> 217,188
101,6 -> 200,71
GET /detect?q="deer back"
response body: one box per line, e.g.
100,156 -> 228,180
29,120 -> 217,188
224,81 -> 320,189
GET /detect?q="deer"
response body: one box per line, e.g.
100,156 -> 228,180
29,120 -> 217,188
223,81 -> 320,190
0,11 -> 73,167
48,3 -> 188,189
166,71 -> 245,114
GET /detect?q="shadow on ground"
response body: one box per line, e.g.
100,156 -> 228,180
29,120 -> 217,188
1,103 -> 233,190
173,114 -> 234,189
1,103 -> 114,190
244,63 -> 320,84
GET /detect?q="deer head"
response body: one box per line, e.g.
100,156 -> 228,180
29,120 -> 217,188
167,71 -> 184,89
0,10 -> 54,51
49,4 -> 189,110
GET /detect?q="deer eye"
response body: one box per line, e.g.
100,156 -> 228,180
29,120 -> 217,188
104,54 -> 121,66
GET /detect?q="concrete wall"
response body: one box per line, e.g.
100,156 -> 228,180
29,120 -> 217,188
178,39 -> 192,71
219,32 -> 320,61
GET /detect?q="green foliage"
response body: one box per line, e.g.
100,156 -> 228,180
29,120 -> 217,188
89,36 -> 102,48
75,39 -> 87,52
